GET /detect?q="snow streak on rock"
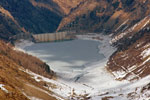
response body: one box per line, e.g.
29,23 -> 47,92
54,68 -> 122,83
111,15 -> 150,44
0,84 -> 8,93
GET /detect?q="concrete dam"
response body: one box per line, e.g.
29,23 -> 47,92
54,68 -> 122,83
32,32 -> 73,42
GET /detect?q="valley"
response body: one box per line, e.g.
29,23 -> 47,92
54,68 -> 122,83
15,33 -> 150,100
0,0 -> 150,100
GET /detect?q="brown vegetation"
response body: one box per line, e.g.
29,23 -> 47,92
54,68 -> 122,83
53,0 -> 85,15
0,41 -> 55,78
102,96 -> 114,100
29,0 -> 64,16
0,40 -> 57,100
23,84 -> 56,100
107,28 -> 150,80
57,0 -> 150,33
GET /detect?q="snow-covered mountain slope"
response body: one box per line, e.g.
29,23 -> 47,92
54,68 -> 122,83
111,15 -> 150,44
107,23 -> 150,81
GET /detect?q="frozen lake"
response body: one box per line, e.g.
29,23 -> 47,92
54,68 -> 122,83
18,35 -> 149,100
24,39 -> 105,73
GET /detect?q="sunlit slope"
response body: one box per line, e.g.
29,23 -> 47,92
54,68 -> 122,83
0,40 -> 56,100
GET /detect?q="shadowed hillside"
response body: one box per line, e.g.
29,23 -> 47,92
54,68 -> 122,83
0,0 -> 62,35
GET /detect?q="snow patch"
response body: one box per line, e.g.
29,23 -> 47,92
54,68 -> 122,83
136,42 -> 144,48
115,19 -> 129,32
128,65 -> 137,72
141,46 -> 150,65
140,18 -> 150,30
29,97 -> 43,100
0,84 -> 8,93
142,47 -> 150,58
111,15 -> 150,44
14,39 -> 34,52
112,70 -> 128,79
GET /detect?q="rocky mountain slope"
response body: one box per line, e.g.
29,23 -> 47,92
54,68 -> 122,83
57,0 -> 150,33
107,19 -> 150,81
0,6 -> 24,41
1,0 -> 150,35
0,40 -> 57,100
0,0 -> 86,41
0,0 -> 62,35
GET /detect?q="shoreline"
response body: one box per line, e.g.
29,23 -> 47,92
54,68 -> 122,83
14,33 -> 122,99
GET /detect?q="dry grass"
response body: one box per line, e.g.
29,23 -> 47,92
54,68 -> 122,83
0,41 -> 55,79
23,84 -> 56,100
107,32 -> 150,80
57,0 -> 99,31
53,0 -> 85,14
102,96 -> 114,100
0,40 -> 57,100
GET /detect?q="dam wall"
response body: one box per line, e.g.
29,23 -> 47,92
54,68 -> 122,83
32,32 -> 72,42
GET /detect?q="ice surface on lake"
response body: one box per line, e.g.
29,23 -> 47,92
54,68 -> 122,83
24,39 -> 105,73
